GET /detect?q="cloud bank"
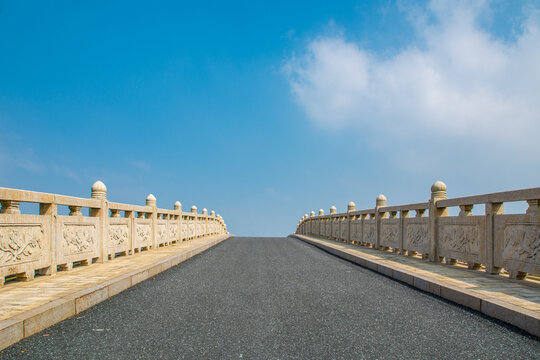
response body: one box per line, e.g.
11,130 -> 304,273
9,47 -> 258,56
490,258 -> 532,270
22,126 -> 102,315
285,1 -> 540,154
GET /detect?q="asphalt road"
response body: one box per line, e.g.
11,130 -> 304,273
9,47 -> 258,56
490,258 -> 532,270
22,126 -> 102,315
2,237 -> 538,359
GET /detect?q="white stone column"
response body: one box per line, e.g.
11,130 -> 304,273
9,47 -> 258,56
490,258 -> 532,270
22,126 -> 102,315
175,201 -> 182,242
90,181 -> 108,263
146,194 -> 157,249
375,194 -> 387,250
428,181 -> 448,262
347,202 -> 356,243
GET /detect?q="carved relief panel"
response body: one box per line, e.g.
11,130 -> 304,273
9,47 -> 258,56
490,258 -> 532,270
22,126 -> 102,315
188,219 -> 195,237
0,224 -> 44,265
495,213 -> 540,274
62,224 -> 96,256
157,222 -> 168,244
403,219 -> 428,253
0,214 -> 51,278
363,221 -> 376,245
350,220 -> 362,242
340,219 -> 348,240
108,220 -> 130,254
437,217 -> 484,264
332,218 -> 339,238
181,220 -> 188,239
135,221 -> 152,248
380,219 -> 399,249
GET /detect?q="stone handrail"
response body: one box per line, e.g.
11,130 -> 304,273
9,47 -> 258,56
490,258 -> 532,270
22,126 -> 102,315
0,181 -> 228,287
296,181 -> 540,280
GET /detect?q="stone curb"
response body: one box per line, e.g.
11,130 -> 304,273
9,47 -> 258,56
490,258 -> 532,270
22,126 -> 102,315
290,234 -> 540,338
0,234 -> 233,351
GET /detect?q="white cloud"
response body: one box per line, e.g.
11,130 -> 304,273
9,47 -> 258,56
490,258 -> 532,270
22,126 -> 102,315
285,0 -> 540,155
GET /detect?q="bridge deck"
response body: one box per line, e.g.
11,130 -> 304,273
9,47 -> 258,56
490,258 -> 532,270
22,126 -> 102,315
1,236 -> 538,359
0,234 -> 230,350
294,234 -> 540,336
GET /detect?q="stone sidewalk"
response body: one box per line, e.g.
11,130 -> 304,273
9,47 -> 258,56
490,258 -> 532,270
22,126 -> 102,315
292,234 -> 540,337
0,234 -> 232,350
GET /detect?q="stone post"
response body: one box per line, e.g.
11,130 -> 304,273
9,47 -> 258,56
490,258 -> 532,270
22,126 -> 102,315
146,194 -> 157,249
347,202 -> 356,243
375,194 -> 387,250
90,181 -> 108,263
175,201 -> 182,242
329,206 -> 336,239
202,208 -> 208,237
428,181 -> 448,262
191,206 -> 197,238
37,200 -> 57,276
399,210 -> 409,254
485,202 -> 504,275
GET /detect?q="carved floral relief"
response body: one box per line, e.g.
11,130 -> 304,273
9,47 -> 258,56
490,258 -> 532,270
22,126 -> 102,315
440,225 -> 480,254
109,224 -> 128,247
0,225 -> 43,264
63,224 -> 95,255
181,223 -> 188,238
503,223 -> 539,264
157,224 -> 167,243
169,223 -> 178,240
136,224 -> 151,245
189,222 -> 195,237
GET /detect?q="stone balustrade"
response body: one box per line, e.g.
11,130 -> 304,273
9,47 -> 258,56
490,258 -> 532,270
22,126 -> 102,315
0,181 -> 228,286
296,181 -> 540,280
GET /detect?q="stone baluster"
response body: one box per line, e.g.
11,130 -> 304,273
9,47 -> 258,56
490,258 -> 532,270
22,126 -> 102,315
0,200 -> 21,214
110,209 -> 121,218
69,206 -> 82,216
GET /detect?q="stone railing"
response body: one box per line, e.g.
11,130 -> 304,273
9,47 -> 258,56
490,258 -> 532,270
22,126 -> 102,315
0,181 -> 228,287
296,181 -> 539,280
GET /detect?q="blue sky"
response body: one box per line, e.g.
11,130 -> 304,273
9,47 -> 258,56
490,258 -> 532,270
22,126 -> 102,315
1,0 -> 539,236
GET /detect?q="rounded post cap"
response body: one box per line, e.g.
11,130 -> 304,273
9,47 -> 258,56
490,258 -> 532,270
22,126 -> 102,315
319,209 -> 324,215
91,181 -> 107,199
431,180 -> 447,199
91,181 -> 107,192
376,194 -> 387,207
202,208 -> 208,214
191,205 -> 198,213
330,206 -> 337,214
348,201 -> 356,211
431,180 -> 447,193
146,194 -> 157,206
310,211 -> 315,217
211,210 -> 215,216
174,201 -> 182,210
